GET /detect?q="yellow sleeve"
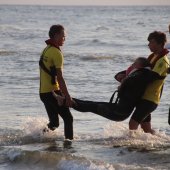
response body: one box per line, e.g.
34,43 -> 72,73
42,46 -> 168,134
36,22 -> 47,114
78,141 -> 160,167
53,49 -> 63,69
152,57 -> 169,76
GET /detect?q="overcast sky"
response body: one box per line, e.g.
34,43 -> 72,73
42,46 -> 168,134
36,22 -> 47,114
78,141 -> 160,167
0,0 -> 170,6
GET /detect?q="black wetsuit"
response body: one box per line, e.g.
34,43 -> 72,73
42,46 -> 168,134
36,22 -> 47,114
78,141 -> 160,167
72,68 -> 164,121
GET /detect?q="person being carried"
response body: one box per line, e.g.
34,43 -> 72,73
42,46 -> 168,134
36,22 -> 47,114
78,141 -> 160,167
39,25 -> 74,141
53,57 -> 164,122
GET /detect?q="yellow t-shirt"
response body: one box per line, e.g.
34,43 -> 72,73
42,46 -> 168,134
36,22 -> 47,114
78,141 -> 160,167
39,45 -> 63,93
142,55 -> 169,104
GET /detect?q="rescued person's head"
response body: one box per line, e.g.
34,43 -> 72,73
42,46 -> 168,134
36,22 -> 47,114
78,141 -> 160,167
132,57 -> 151,69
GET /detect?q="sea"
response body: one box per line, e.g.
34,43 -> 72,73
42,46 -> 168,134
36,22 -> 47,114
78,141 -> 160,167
0,4 -> 170,170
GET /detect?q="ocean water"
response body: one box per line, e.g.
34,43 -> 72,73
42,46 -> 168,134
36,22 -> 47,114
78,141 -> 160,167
0,5 -> 170,170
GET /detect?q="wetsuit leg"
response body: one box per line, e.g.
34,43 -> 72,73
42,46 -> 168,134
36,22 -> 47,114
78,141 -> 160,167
72,98 -> 132,121
73,98 -> 100,112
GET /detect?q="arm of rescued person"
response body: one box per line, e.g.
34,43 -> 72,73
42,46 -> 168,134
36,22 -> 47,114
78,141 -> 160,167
148,71 -> 166,81
56,68 -> 72,107
118,72 -> 135,95
114,70 -> 126,82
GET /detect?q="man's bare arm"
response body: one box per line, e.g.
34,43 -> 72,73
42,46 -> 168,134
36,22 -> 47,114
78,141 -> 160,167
56,68 -> 72,107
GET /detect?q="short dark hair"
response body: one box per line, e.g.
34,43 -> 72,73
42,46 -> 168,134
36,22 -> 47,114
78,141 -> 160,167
49,25 -> 64,38
147,31 -> 167,46
137,57 -> 151,67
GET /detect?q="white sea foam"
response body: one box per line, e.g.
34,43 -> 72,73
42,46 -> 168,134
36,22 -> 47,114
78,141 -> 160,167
21,117 -> 65,141
103,121 -> 170,149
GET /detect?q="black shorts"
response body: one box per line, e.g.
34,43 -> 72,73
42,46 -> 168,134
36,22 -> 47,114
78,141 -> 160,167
131,99 -> 157,123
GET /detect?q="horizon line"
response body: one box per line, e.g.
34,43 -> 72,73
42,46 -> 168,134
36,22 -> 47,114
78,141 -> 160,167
0,3 -> 170,6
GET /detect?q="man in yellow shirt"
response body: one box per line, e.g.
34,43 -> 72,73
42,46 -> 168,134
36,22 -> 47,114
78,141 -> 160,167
129,31 -> 169,134
39,25 -> 73,140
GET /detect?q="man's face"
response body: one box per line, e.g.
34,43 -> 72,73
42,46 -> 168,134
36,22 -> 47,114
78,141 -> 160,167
148,39 -> 160,53
54,30 -> 66,46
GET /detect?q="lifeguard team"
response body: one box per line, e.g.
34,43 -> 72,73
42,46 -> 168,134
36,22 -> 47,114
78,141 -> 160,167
39,25 -> 169,141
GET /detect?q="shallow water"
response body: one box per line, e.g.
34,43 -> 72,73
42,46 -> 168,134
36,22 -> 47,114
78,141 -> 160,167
0,5 -> 170,170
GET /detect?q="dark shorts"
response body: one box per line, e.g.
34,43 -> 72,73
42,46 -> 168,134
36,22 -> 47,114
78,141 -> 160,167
131,99 -> 157,123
